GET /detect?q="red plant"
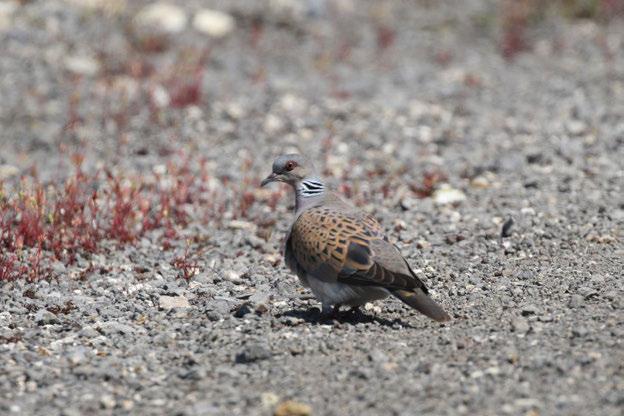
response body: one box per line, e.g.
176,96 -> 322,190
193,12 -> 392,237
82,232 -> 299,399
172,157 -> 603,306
0,254 -> 24,281
377,25 -> 395,52
168,48 -> 211,108
250,17 -> 264,49
107,176 -> 135,242
0,152 -> 274,281
26,244 -> 47,281
410,171 -> 448,198
171,244 -> 200,280
239,190 -> 256,219
499,0 -> 534,60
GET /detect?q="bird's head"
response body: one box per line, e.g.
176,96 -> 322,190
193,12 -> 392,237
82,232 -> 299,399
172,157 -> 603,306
260,154 -> 317,188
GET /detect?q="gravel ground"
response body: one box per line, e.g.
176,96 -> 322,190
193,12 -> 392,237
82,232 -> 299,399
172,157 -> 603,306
1,1 -> 623,415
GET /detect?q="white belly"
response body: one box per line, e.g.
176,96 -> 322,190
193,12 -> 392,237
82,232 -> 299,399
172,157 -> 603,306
305,275 -> 389,307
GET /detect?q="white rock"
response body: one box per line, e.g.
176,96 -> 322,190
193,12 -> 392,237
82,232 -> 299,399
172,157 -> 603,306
261,392 -> 280,408
279,93 -> 306,113
433,184 -> 466,204
159,295 -> 191,309
192,9 -> 235,37
0,164 -> 19,179
100,395 -> 116,409
264,114 -> 284,133
135,2 -> 187,34
151,85 -> 170,108
470,175 -> 490,189
364,303 -> 382,314
224,270 -> 244,283
64,55 -> 100,76
227,220 -> 256,231
566,119 -> 587,135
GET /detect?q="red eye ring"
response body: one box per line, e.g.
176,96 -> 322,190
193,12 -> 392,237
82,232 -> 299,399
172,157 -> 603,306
285,161 -> 296,171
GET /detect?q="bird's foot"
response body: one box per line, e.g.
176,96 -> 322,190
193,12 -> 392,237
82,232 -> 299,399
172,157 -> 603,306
343,306 -> 370,322
320,304 -> 341,321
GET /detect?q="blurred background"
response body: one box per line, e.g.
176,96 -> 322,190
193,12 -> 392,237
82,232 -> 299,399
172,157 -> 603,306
1,0 -> 623,179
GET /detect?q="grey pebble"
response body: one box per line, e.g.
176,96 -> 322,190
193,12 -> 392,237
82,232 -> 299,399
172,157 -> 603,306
235,343 -> 272,364
233,303 -> 253,318
512,318 -> 531,334
97,321 -> 136,335
35,309 -> 59,325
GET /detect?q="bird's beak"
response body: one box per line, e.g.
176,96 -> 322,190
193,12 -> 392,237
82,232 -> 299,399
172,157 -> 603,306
260,173 -> 278,187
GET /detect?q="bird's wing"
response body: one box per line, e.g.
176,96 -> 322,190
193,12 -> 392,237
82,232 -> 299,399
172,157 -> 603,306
287,205 -> 427,292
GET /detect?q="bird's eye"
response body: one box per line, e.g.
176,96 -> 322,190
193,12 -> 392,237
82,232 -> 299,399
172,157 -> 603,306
285,161 -> 296,171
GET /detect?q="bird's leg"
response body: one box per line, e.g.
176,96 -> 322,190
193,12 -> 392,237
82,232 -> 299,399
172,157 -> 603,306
320,303 -> 341,320
348,306 -> 361,314
346,305 -> 368,321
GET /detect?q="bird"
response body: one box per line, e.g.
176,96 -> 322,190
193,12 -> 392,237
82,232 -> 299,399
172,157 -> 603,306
261,154 -> 450,322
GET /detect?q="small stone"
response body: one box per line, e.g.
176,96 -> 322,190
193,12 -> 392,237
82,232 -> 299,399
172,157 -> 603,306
279,316 -> 303,326
470,176 -> 490,189
512,317 -> 530,334
233,303 -> 252,318
245,234 -> 265,249
265,253 -> 281,267
64,55 -> 100,76
235,343 -> 272,363
368,349 -> 388,363
255,303 -> 269,315
586,234 -> 616,244
363,302 -> 382,314
526,152 -> 544,165
433,184 -> 466,204
249,289 -> 271,306
206,310 -> 222,321
135,2 -> 187,34
151,85 -> 170,108
159,295 -> 191,309
79,325 -> 99,338
210,298 -> 235,315
501,217 -> 514,238
100,395 -> 116,409
193,9 -> 235,37
416,239 -> 431,249
393,219 -> 407,231
566,119 -> 587,136
264,114 -> 284,133
224,270 -> 244,283
568,295 -> 584,308
67,347 -> 88,365
572,326 -> 589,338
35,309 -> 59,325
578,286 -> 597,298
261,392 -> 280,408
382,362 -> 398,372
521,304 -> 539,316
399,196 -> 418,211
228,220 -> 256,230
274,400 -> 312,416
98,321 -> 135,335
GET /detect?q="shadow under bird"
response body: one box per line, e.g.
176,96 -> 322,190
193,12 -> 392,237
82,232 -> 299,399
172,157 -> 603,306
261,154 -> 450,322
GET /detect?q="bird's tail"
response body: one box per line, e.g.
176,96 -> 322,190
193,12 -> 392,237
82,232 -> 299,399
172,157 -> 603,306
391,289 -> 450,322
